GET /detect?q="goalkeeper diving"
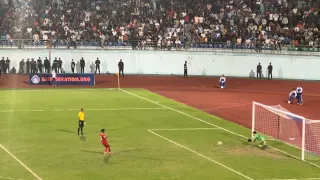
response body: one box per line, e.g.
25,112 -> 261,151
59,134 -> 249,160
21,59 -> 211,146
248,131 -> 267,149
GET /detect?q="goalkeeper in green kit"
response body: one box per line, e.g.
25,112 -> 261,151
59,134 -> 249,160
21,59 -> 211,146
248,131 -> 267,149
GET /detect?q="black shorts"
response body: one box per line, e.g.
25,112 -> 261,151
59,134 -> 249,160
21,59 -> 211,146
78,120 -> 84,127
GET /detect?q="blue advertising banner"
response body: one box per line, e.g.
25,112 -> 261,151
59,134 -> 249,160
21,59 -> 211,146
29,73 -> 95,85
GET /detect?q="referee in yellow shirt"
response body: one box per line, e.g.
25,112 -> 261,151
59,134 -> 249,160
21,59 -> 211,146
78,108 -> 85,136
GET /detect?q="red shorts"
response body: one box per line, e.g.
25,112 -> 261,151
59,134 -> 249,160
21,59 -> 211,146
102,142 -> 109,147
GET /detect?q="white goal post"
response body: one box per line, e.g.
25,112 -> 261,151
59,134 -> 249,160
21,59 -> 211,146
252,101 -> 320,161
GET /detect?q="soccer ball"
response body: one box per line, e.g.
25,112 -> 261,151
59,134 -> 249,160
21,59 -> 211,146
220,86 -> 224,89
217,141 -> 223,145
288,101 -> 291,104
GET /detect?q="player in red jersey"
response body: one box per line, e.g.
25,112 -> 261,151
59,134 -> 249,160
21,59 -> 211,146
100,129 -> 112,155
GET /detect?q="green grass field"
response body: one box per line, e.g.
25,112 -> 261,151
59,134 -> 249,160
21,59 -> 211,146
0,89 -> 319,180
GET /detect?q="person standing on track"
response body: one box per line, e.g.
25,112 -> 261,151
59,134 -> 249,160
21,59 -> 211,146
80,57 -> 85,73
219,75 -> 226,89
31,58 -> 36,74
58,58 -> 62,73
95,58 -> 101,74
256,63 -> 262,79
267,63 -> 273,80
19,59 -> 25,75
71,59 -> 75,73
26,59 -> 30,74
296,85 -> 303,105
52,58 -> 58,73
44,57 -> 50,73
184,61 -> 188,78
118,59 -> 124,77
5,57 -> 10,74
0,57 -> 4,74
37,57 -> 43,74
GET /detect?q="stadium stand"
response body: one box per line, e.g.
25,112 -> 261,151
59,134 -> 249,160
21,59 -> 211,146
0,0 -> 319,52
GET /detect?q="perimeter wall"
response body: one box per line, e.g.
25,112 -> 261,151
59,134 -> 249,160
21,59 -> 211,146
2,49 -> 318,80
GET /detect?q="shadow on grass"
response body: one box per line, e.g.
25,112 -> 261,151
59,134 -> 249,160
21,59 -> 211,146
123,154 -> 172,162
58,129 -> 86,140
79,135 -> 86,141
59,129 -> 75,134
82,150 -> 104,154
114,148 -> 144,154
103,155 -> 112,163
114,148 -> 173,162
82,150 -> 112,163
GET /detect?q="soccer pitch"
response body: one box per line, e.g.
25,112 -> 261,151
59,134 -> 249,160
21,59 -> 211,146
0,89 -> 319,180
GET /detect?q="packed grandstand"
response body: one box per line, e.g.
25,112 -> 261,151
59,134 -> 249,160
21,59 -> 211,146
0,0 -> 318,50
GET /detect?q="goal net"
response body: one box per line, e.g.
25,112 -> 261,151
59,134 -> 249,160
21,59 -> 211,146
252,101 -> 320,161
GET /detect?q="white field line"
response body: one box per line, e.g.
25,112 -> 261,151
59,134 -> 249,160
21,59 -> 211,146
0,144 -> 42,180
120,89 -> 320,169
202,103 -> 249,111
150,128 -> 220,131
148,130 -> 253,180
0,176 -> 25,180
0,107 -> 167,112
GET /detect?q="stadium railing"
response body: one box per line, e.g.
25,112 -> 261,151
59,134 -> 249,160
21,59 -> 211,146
0,39 -> 319,56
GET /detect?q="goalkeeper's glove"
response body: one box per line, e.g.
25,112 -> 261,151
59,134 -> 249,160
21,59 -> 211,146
248,138 -> 252,142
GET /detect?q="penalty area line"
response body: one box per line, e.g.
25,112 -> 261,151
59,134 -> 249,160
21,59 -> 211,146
0,176 -> 25,180
148,130 -> 253,180
0,144 -> 42,180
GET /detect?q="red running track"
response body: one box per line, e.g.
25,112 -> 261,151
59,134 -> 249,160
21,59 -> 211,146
1,74 -> 320,128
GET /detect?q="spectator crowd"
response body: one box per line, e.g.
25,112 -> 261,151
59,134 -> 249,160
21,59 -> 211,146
0,0 -> 319,49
